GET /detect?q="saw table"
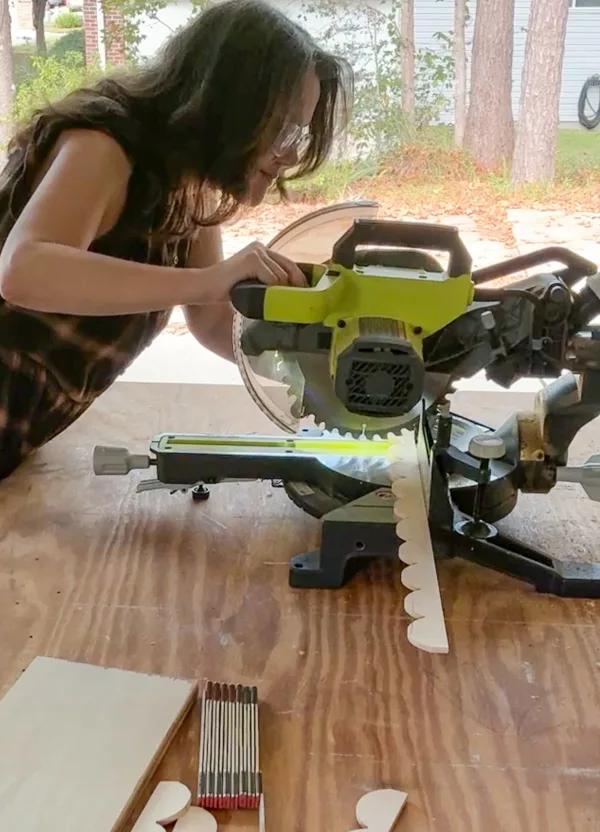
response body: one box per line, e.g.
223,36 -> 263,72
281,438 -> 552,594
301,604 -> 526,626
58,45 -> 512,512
0,380 -> 599,831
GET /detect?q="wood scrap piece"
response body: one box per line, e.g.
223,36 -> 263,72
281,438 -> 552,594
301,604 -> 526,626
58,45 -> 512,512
389,433 -> 449,654
131,781 -> 191,831
0,656 -> 197,832
349,788 -> 408,832
173,806 -> 218,831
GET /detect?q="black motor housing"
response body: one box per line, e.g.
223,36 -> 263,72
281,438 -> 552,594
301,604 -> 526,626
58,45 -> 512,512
334,319 -> 425,417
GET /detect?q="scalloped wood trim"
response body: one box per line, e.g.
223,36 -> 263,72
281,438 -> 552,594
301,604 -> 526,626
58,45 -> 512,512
131,781 -> 191,831
132,783 -> 217,832
349,788 -> 408,832
388,434 -> 449,654
174,806 -> 218,831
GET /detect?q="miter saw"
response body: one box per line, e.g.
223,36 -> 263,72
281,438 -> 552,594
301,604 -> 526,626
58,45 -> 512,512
93,200 -> 600,604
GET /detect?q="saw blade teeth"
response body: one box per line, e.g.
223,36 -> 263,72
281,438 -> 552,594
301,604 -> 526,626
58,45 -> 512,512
317,418 -> 419,441
288,395 -> 422,441
281,373 -> 305,420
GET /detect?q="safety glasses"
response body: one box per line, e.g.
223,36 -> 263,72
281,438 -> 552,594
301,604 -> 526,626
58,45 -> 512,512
272,122 -> 311,157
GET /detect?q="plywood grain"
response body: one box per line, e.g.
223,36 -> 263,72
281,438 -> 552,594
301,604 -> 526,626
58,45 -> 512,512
0,381 -> 599,831
0,656 -> 197,831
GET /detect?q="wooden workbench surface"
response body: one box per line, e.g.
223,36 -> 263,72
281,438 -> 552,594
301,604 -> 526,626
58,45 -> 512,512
0,381 -> 599,832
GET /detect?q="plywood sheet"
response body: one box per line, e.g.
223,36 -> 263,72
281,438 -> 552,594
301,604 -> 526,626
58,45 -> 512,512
0,656 -> 197,831
1,383 -> 600,831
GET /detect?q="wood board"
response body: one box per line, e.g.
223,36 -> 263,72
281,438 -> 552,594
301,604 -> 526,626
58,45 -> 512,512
1,381 -> 600,831
0,656 -> 197,831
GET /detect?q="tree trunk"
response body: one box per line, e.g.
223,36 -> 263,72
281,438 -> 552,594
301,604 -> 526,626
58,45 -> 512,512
511,0 -> 570,183
464,0 -> 515,169
0,0 -> 14,164
32,0 -> 47,56
400,0 -> 414,119
453,0 -> 467,146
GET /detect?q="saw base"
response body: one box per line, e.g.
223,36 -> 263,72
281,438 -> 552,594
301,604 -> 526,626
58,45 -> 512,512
287,489 -> 399,589
283,454 -> 600,596
435,527 -> 600,597
92,409 -> 600,598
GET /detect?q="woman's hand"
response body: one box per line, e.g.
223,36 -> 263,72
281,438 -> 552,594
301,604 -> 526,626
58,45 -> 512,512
204,241 -> 307,301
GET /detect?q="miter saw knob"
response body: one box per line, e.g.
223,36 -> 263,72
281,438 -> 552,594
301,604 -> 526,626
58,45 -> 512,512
455,434 -> 504,542
468,434 -> 506,461
93,445 -> 151,475
480,310 -> 496,331
480,309 -> 506,358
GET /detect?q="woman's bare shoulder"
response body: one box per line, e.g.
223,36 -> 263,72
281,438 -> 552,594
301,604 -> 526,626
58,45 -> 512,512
43,127 -> 133,182
3,127 -> 137,255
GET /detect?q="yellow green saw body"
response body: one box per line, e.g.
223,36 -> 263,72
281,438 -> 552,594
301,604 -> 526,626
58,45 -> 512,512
231,210 -> 475,437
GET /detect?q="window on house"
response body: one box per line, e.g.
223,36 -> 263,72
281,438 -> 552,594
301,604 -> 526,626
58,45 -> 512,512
571,0 -> 600,7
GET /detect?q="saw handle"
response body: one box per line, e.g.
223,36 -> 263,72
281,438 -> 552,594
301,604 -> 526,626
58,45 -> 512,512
230,262 -> 315,319
331,218 -> 472,277
472,245 -> 598,286
230,278 -> 267,319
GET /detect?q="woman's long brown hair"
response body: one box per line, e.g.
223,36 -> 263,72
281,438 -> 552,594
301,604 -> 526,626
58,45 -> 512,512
0,0 -> 353,247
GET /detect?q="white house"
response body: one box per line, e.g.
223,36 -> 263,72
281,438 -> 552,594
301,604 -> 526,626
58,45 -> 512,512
413,0 -> 600,125
137,0 -> 600,125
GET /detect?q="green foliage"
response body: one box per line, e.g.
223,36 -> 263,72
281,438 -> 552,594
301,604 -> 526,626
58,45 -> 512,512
12,42 -> 37,87
49,10 -> 83,29
12,31 -> 85,92
49,28 -> 85,60
113,0 -> 212,61
295,0 -> 455,160
415,31 -> 454,130
189,0 -> 214,10
102,0 -> 169,60
290,156 -> 382,201
12,51 -> 100,124
7,0 -> 457,178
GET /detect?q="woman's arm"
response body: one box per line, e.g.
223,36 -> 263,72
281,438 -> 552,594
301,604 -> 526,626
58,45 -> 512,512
0,129 -> 229,315
182,222 -> 237,363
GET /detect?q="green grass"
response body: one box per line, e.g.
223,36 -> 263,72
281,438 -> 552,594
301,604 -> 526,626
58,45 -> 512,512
288,156 -> 383,201
405,123 -> 600,171
292,124 -> 600,202
556,128 -> 600,172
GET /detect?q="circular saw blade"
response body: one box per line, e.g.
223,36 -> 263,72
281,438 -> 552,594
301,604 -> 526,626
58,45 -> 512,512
232,312 -> 302,434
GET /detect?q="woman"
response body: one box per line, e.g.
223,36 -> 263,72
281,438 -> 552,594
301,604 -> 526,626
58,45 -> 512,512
0,0 -> 352,479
